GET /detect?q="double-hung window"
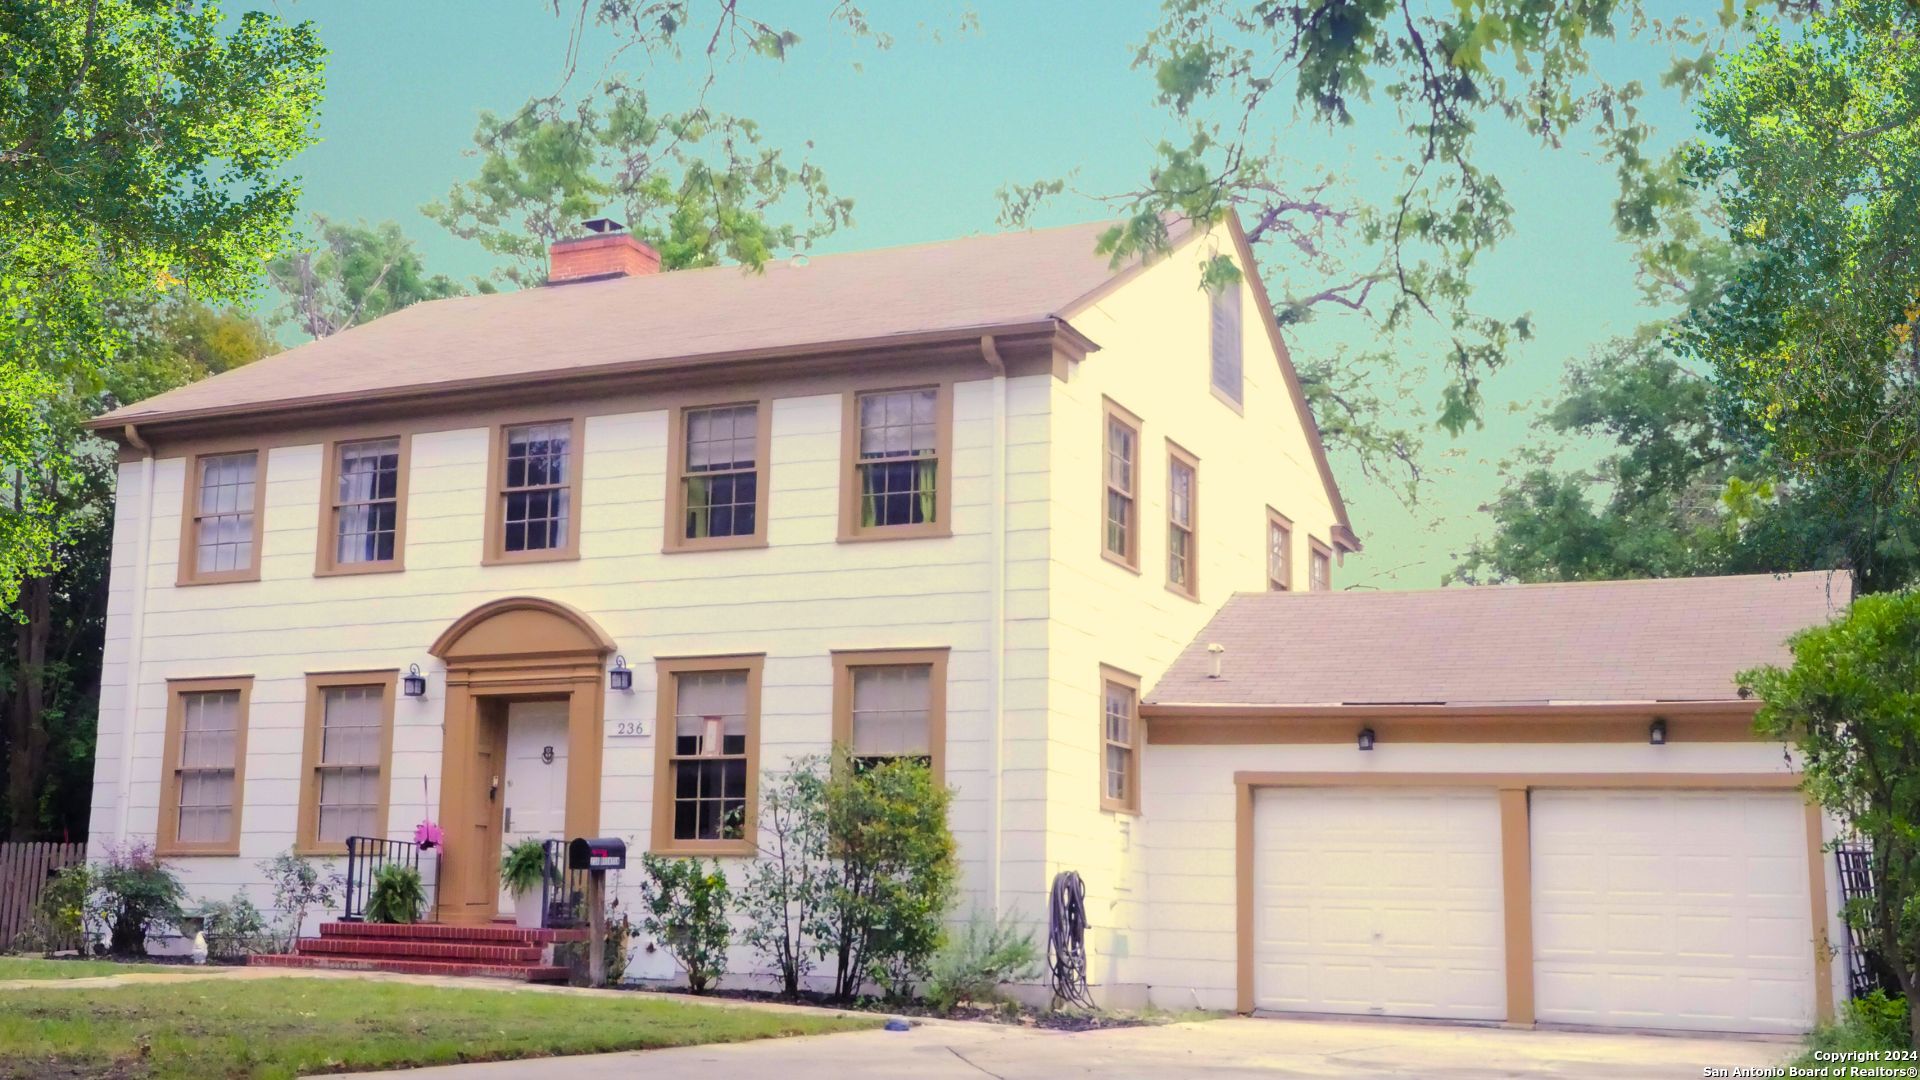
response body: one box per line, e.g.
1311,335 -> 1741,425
652,656 -> 762,854
833,649 -> 947,782
843,385 -> 951,539
1309,537 -> 1334,592
1103,399 -> 1141,570
181,451 -> 263,584
1099,666 -> 1141,814
489,420 -> 580,562
1166,443 -> 1199,599
319,437 -> 405,573
667,402 -> 769,551
1267,507 -> 1292,592
158,677 -> 252,854
298,673 -> 395,853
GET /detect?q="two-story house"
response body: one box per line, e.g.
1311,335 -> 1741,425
85,216 -> 1847,1033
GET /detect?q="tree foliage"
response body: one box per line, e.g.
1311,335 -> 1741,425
0,0 -> 323,601
1743,589 -> 1920,1048
1001,1 -> 1818,497
266,215 -> 465,339
740,754 -> 834,997
1679,0 -> 1920,593
820,754 -> 957,1001
637,853 -> 732,993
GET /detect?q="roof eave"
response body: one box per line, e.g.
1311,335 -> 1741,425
1139,699 -> 1758,720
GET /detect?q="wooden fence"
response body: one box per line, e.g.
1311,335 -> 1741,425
0,841 -> 85,951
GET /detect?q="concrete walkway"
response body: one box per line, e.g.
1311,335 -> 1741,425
342,1011 -> 1797,1080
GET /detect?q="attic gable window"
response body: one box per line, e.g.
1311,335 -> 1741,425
1267,507 -> 1292,591
1309,537 -> 1334,592
1166,442 -> 1199,600
1102,398 -> 1142,571
485,419 -> 583,564
1210,281 -> 1243,406
841,384 -> 953,541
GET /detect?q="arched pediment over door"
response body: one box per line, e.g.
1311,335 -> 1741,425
429,596 -> 615,665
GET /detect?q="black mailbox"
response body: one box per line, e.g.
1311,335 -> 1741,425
568,836 -> 627,872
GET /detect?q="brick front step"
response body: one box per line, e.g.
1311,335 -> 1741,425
299,936 -> 544,963
316,921 -> 589,945
250,953 -> 569,983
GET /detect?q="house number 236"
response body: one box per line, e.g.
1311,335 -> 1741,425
612,721 -> 646,737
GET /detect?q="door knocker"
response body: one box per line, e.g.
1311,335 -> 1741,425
542,745 -> 555,764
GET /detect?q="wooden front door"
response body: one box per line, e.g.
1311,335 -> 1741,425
448,698 -> 508,924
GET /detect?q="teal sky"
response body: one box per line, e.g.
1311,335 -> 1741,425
255,1 -> 1729,591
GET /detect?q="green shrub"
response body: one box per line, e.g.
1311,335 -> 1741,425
364,864 -> 425,924
1802,992 -> 1912,1064
198,893 -> 272,959
258,851 -> 342,952
925,909 -> 1042,1012
637,854 -> 730,993
820,753 -> 957,1001
29,864 -> 95,953
94,841 -> 186,956
741,754 -> 833,997
499,840 -> 547,895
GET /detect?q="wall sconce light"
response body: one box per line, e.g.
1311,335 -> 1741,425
1357,727 -> 1376,751
609,655 -> 632,692
402,664 -> 427,698
1649,718 -> 1667,746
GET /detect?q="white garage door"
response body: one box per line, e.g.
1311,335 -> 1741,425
1252,788 -> 1506,1020
1532,790 -> 1816,1034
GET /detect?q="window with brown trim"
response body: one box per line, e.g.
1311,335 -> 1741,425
1210,282 -> 1243,406
296,672 -> 396,854
665,401 -> 771,552
179,450 -> 265,585
1166,442 -> 1199,599
651,655 -> 762,855
832,648 -> 948,783
157,676 -> 252,855
317,437 -> 407,575
1099,666 -> 1141,814
1267,507 -> 1292,592
485,418 -> 582,563
1102,399 -> 1141,571
841,385 -> 953,540
1309,537 -> 1333,592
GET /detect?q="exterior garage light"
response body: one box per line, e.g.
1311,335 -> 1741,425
1357,727 -> 1376,751
609,655 -> 632,692
1649,718 -> 1667,746
402,664 -> 427,698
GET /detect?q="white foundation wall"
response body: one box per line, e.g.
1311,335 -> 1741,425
1137,741 -> 1844,1013
87,373 -> 1053,960
1038,228 -> 1347,988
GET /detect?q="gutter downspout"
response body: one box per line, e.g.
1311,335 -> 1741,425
113,425 -> 155,845
981,336 -> 1008,918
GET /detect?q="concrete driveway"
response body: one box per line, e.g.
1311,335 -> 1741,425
356,1013 -> 1797,1079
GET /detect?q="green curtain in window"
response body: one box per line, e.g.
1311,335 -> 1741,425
917,459 -> 937,523
860,466 -> 877,527
685,477 -> 710,538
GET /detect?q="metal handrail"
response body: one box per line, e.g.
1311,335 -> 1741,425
342,836 -> 422,922
539,838 -> 587,929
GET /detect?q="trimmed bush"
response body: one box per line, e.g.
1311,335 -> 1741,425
637,854 -> 730,993
926,908 -> 1042,1012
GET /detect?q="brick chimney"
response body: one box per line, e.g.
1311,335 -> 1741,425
547,219 -> 661,284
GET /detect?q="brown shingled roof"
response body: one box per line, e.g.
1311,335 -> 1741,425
1146,572 -> 1850,708
97,218 -> 1184,429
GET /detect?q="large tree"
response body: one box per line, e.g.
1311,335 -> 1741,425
1679,0 -> 1920,594
266,215 -> 466,340
0,0 -> 325,606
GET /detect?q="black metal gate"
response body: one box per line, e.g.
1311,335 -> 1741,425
1835,841 -> 1886,1000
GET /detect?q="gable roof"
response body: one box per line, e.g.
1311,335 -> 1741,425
97,219 -> 1171,429
1147,571 -> 1849,709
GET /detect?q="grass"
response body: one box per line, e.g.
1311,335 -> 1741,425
0,956 -> 186,980
0,977 -> 878,1078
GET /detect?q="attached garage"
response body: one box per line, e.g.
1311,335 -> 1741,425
1531,789 -> 1817,1034
1141,571 -> 1850,1033
1252,787 -> 1505,1020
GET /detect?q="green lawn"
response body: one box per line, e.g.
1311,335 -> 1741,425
0,956 -> 187,980
0,977 -> 876,1078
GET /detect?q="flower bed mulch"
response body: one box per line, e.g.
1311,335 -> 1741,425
619,983 -> 1155,1031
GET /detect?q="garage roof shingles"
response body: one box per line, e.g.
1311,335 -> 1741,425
100,217 -> 1182,428
1147,572 -> 1849,708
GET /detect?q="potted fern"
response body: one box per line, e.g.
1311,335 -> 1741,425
500,840 -> 549,929
364,864 -> 425,924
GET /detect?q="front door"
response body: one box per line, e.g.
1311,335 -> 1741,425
499,700 -> 570,915
458,699 -> 507,924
